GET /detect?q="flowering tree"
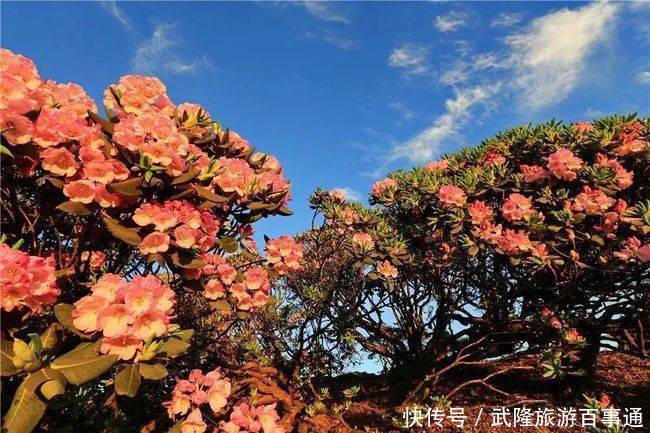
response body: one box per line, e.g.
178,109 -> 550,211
0,49 -> 303,433
277,116 -> 648,405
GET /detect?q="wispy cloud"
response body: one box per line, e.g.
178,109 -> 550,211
99,0 -> 131,28
506,2 -> 620,110
331,187 -> 362,202
132,23 -> 212,75
434,11 -> 468,32
388,102 -> 415,125
304,30 -> 358,50
389,43 -> 431,76
297,1 -> 350,24
440,52 -> 504,85
491,12 -> 523,28
637,71 -> 650,84
387,84 -> 500,165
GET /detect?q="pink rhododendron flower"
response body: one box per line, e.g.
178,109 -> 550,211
468,200 -> 493,226
519,164 -> 548,183
438,185 -> 466,207
0,109 -> 34,145
571,187 -> 615,215
371,178 -> 397,198
352,232 -> 375,250
502,193 -> 535,222
497,230 -> 532,255
63,179 -> 96,204
265,236 -> 303,275
73,274 -> 175,360
80,251 -> 106,271
103,75 -> 175,117
613,122 -> 646,155
0,244 -> 59,314
547,148 -> 583,181
484,152 -> 505,165
1,49 -> 42,91
33,80 -> 96,117
595,153 -> 633,190
165,368 -> 232,426
221,403 -> 284,433
181,409 -> 207,433
424,159 -> 449,172
40,146 -> 79,177
376,260 -> 398,279
573,121 -> 594,134
33,107 -> 91,148
614,237 -> 647,262
212,157 -> 255,197
140,231 -> 171,255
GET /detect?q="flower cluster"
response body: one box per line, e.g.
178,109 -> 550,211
540,306 -> 585,344
187,254 -> 271,311
164,368 -> 232,430
265,236 -> 303,275
72,274 -> 175,360
221,403 -> 284,433
0,243 -> 59,314
133,200 -> 220,255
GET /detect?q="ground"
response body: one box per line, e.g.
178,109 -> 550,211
323,353 -> 650,432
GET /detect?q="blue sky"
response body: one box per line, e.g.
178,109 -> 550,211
2,1 -> 649,243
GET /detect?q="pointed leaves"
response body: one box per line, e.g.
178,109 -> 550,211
1,339 -> 20,376
195,186 -> 230,203
56,201 -> 91,216
103,216 -> 142,246
106,177 -> 143,197
161,337 -> 191,357
50,344 -> 117,385
138,363 -> 168,380
115,364 -> 141,397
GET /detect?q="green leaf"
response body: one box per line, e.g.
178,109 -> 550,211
161,337 -> 190,357
115,364 -> 141,397
1,339 -> 20,376
39,324 -> 60,353
171,165 -> 200,185
40,378 -> 67,400
88,111 -> 115,134
106,177 -> 143,196
195,186 -> 230,203
138,363 -> 168,380
54,304 -> 93,339
50,347 -> 117,385
56,201 -> 91,216
209,299 -> 232,314
27,334 -> 42,356
103,217 -> 142,246
277,206 -> 294,216
2,369 -> 65,433
218,236 -> 239,253
172,329 -> 194,342
170,251 -> 204,269
1,143 -> 14,157
168,421 -> 183,433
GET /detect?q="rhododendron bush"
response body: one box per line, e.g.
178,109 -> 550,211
0,49 -> 302,433
271,115 -> 648,408
2,48 -> 649,433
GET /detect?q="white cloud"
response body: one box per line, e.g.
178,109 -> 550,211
388,102 -> 415,125
331,187 -> 362,202
99,1 -> 131,28
434,11 -> 468,32
637,71 -> 650,84
299,1 -> 350,24
506,2 -> 620,110
304,30 -> 358,50
388,84 -> 500,164
132,23 -> 212,75
491,12 -> 523,28
389,43 -> 430,75
440,52 -> 503,85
